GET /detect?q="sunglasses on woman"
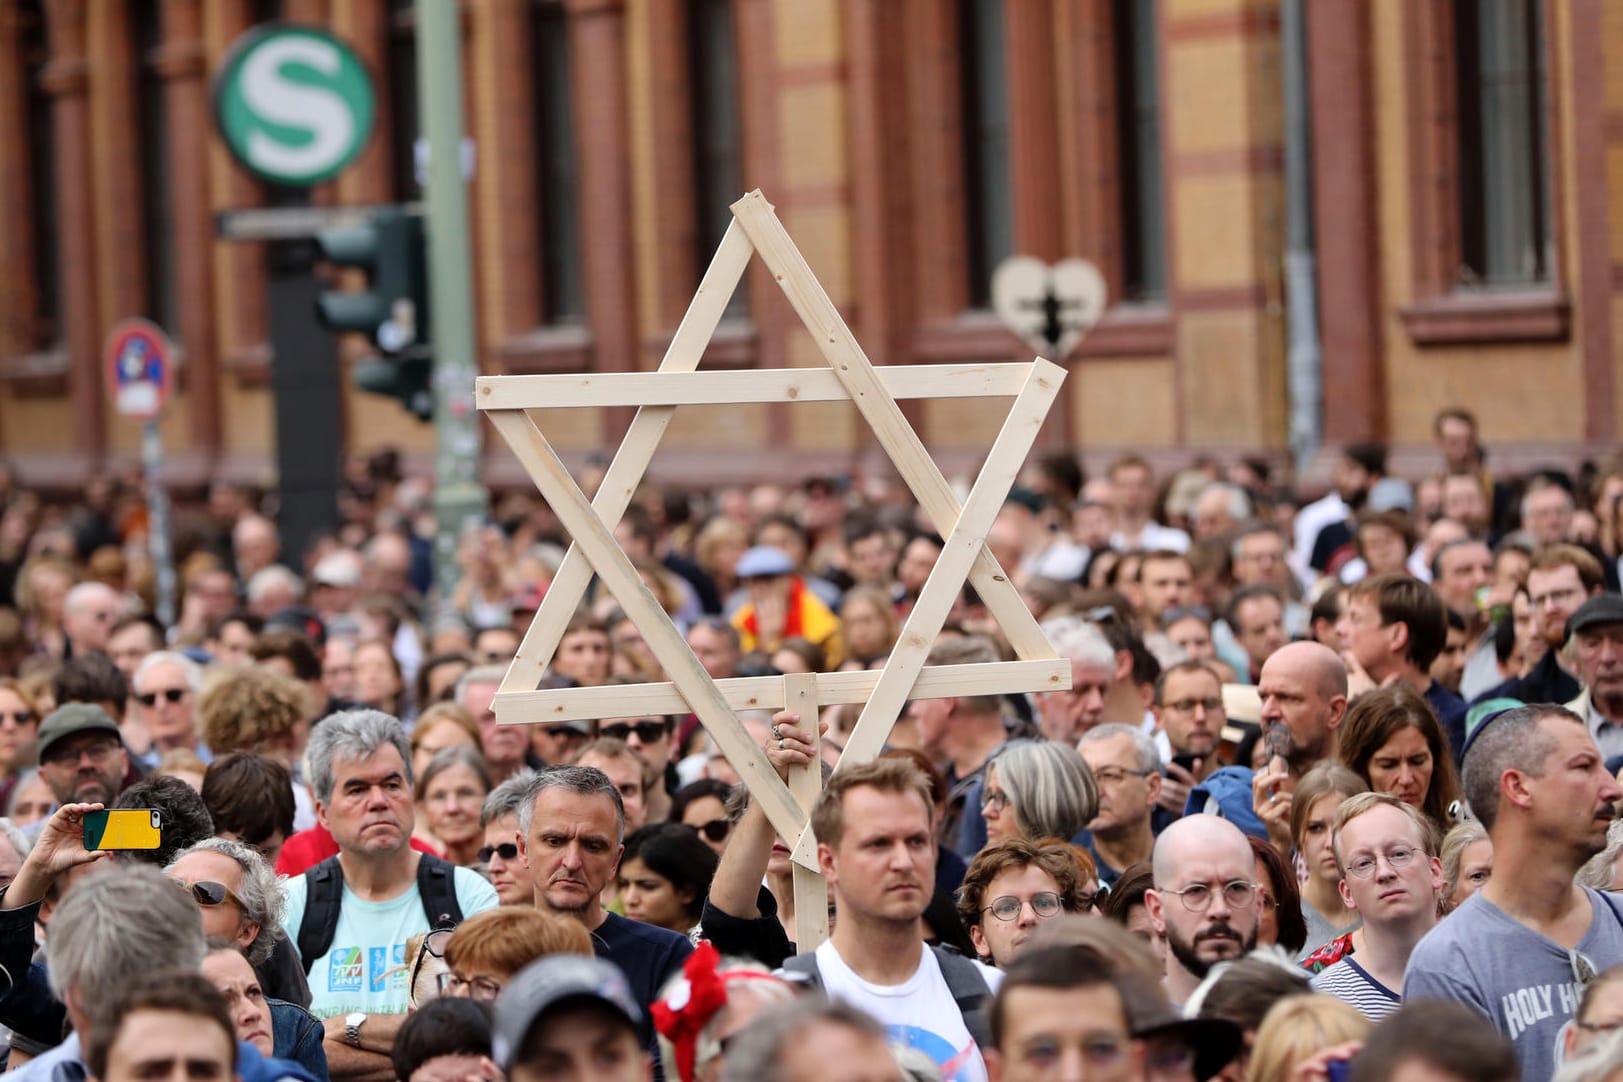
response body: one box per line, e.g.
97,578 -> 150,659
478,843 -> 520,863
695,819 -> 730,843
172,879 -> 246,910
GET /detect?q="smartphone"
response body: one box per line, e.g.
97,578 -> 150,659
1264,722 -> 1293,763
1170,752 -> 1202,775
83,809 -> 162,851
1326,1059 -> 1354,1082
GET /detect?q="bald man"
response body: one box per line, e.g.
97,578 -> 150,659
1256,641 -> 1349,772
1249,641 -> 1350,851
1144,815 -> 1261,1005
63,581 -> 123,658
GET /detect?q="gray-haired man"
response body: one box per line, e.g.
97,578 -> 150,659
282,709 -> 496,1079
168,837 -> 311,1009
1079,723 -> 1164,888
519,765 -> 692,1056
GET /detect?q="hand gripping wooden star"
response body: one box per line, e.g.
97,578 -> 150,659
476,190 -> 1071,952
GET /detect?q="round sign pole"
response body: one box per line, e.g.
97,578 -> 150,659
105,319 -> 178,628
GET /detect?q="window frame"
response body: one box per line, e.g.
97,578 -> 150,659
1398,0 -> 1569,345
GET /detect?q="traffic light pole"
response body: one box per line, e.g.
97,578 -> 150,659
417,0 -> 488,608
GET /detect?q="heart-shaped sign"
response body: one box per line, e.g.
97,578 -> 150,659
990,256 -> 1108,361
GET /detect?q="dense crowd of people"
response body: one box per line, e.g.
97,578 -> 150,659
4,410 -> 1623,1080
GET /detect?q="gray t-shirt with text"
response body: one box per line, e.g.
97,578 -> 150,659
1403,887 -> 1623,1082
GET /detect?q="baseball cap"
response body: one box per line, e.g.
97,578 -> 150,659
311,556 -> 361,588
510,582 -> 546,613
1367,477 -> 1415,513
36,703 -> 122,761
735,545 -> 794,579
264,605 -> 327,648
492,955 -> 641,1070
1117,971 -> 1241,1081
1005,486 -> 1045,515
1567,593 -> 1623,643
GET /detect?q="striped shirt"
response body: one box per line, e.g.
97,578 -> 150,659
1310,956 -> 1401,1021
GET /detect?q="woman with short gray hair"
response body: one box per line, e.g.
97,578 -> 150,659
981,739 -> 1099,844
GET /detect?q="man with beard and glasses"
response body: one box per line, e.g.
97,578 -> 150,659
281,710 -> 497,1080
1474,544 -> 1603,708
34,702 -> 131,808
1144,815 -> 1260,1006
1405,704 -> 1623,1082
517,765 -> 691,1064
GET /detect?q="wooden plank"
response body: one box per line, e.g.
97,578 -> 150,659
485,407 -> 809,847
728,190 -> 1059,665
784,672 -> 829,954
475,363 -> 1035,410
489,219 -> 754,697
790,357 -> 1064,869
489,658 -> 1072,725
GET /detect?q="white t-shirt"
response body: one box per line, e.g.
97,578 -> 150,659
814,940 -> 1003,1082
282,865 -> 498,1019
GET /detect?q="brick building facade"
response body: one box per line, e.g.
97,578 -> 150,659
0,0 -> 1615,491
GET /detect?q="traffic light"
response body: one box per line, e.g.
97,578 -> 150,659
314,206 -> 433,420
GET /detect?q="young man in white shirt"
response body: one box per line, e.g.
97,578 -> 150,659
797,757 -> 1003,1082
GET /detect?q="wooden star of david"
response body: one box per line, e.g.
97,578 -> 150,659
476,190 -> 1070,950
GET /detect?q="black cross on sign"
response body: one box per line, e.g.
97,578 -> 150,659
1018,287 -> 1087,354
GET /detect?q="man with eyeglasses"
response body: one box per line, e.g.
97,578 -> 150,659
1309,793 -> 1441,1020
1080,725 -> 1164,889
1476,544 -> 1603,708
1153,661 -> 1226,811
1405,704 -> 1623,1082
35,702 -> 131,809
956,838 -> 1097,968
1144,815 -> 1260,1006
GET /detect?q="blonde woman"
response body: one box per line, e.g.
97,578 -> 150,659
1246,993 -> 1369,1082
1439,819 -> 1492,911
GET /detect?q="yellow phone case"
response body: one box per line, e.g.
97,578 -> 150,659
83,809 -> 162,850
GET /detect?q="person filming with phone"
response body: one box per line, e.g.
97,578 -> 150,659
1250,642 -> 1351,855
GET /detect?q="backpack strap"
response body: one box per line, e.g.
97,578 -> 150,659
295,857 -> 345,972
416,853 -> 464,930
930,945 -> 994,1051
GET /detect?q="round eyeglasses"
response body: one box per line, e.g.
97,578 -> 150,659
983,892 -> 1063,922
1161,880 -> 1258,912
